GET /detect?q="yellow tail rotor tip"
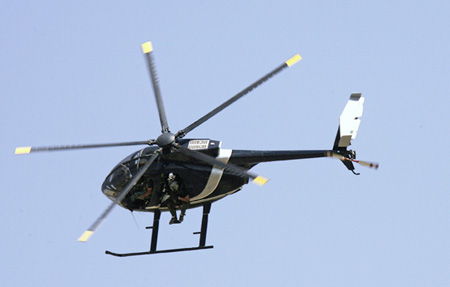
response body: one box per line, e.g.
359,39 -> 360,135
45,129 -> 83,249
141,42 -> 153,54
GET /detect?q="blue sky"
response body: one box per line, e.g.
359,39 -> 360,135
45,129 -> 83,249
2,1 -> 450,286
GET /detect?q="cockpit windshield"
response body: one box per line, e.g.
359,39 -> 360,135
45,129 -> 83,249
102,147 -> 157,198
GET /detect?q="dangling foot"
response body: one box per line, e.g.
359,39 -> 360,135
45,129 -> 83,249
179,213 -> 185,223
169,216 -> 179,225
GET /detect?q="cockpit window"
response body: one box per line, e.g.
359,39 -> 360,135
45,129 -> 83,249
104,160 -> 137,194
118,151 -> 140,164
102,147 -> 158,198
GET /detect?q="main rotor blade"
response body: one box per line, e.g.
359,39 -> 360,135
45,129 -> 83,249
176,54 -> 302,138
78,150 -> 161,242
142,42 -> 170,133
15,140 -> 154,155
175,146 -> 268,186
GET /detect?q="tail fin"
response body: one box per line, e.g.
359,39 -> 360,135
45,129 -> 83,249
333,93 -> 364,150
332,93 -> 366,174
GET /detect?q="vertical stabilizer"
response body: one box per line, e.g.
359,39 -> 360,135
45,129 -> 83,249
333,93 -> 364,150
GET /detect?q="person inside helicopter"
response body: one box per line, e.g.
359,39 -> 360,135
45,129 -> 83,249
126,177 -> 154,210
161,173 -> 190,224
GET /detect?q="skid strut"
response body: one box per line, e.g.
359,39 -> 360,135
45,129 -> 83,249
105,203 -> 214,257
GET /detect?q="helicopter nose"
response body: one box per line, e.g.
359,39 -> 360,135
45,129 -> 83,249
102,183 -> 119,198
102,177 -> 121,199
102,164 -> 135,200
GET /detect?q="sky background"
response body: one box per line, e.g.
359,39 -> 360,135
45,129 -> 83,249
2,1 -> 450,286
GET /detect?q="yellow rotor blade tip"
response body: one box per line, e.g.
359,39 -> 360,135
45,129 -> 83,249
141,42 -> 153,54
253,176 -> 269,186
285,54 -> 302,67
78,230 -> 94,242
15,147 -> 31,155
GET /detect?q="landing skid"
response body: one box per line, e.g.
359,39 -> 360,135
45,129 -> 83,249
105,203 -> 213,257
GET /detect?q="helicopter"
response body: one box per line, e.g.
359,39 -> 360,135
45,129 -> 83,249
15,41 -> 378,257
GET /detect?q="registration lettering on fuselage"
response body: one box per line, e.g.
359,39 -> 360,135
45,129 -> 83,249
188,140 -> 210,150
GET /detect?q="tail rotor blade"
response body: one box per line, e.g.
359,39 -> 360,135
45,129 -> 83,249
142,42 -> 170,133
352,159 -> 379,169
330,152 -> 379,170
176,145 -> 269,186
176,54 -> 302,138
78,150 -> 161,242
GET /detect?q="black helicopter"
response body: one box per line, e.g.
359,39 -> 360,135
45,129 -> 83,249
15,42 -> 378,256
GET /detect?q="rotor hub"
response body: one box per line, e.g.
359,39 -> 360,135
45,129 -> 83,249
156,132 -> 175,147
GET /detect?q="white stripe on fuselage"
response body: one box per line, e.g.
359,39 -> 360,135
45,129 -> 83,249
190,148 -> 232,202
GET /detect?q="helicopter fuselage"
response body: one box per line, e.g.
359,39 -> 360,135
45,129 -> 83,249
101,138 -> 330,212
